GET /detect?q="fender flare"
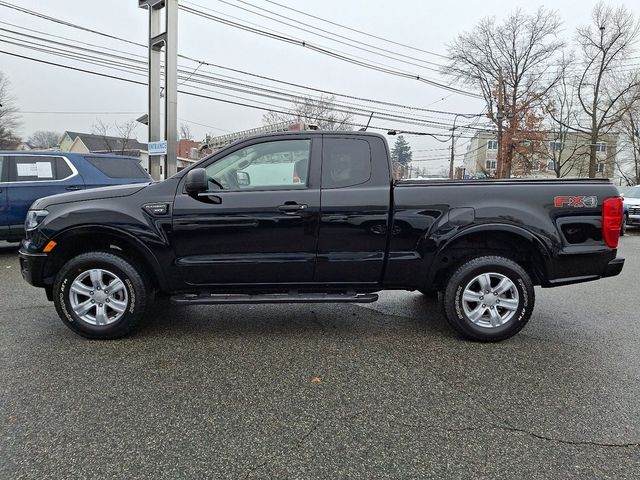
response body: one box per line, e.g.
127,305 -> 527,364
49,224 -> 169,291
425,223 -> 553,288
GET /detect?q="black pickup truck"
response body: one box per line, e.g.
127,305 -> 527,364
19,131 -> 625,341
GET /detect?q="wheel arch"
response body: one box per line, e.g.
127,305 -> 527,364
425,224 -> 552,290
43,225 -> 168,291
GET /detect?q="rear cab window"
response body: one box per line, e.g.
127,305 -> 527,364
9,156 -> 73,182
86,156 -> 150,179
322,138 -> 372,189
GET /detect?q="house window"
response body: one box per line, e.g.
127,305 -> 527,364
597,162 -> 605,174
531,160 -> 541,172
487,140 -> 498,150
547,159 -> 556,170
595,142 -> 607,153
549,140 -> 562,152
485,159 -> 497,170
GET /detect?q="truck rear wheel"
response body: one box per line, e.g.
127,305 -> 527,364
53,252 -> 149,339
442,256 -> 534,342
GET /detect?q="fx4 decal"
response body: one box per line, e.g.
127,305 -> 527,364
554,195 -> 598,208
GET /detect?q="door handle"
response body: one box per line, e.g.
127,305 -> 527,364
65,185 -> 82,191
278,203 -> 307,214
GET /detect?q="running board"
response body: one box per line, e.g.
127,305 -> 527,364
170,291 -> 379,305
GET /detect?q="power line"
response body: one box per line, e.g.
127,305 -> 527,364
262,0 -> 449,60
0,6 -> 484,116
0,29 -> 493,131
188,0 -> 451,73
178,3 -> 482,98
0,1 -> 145,48
0,49 -> 483,140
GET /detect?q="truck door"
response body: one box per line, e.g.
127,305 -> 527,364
316,135 -> 392,284
171,137 -> 321,286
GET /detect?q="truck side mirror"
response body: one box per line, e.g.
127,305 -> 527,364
185,168 -> 208,194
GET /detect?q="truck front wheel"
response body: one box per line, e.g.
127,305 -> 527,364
442,256 -> 535,342
53,252 -> 149,339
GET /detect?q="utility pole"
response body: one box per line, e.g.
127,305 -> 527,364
449,114 -> 462,179
138,0 -> 178,180
496,67 -> 505,179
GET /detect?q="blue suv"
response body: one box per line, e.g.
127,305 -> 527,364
0,151 -> 151,241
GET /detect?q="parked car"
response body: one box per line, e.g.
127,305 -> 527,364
623,185 -> 640,230
0,151 -> 151,241
617,186 -> 630,235
19,132 -> 624,341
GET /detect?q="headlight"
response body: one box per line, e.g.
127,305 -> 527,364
25,210 -> 49,231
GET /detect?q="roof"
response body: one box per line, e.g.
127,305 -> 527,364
62,131 -> 146,152
0,150 -> 141,161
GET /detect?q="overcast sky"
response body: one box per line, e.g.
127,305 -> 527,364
1,0 -> 638,173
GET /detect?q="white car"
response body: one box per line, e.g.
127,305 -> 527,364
623,185 -> 640,230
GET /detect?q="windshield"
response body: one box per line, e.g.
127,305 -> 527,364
626,186 -> 640,198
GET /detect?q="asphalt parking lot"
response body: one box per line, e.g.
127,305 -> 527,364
1,232 -> 639,480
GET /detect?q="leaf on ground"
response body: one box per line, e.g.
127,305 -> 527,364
310,376 -> 322,384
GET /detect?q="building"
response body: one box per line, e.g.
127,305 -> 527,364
463,131 -> 617,179
59,131 -> 150,170
176,138 -> 203,172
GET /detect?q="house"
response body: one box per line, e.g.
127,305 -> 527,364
59,131 -> 149,171
463,131 -> 617,179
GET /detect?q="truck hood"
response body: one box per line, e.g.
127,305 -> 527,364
624,197 -> 640,206
31,183 -> 151,209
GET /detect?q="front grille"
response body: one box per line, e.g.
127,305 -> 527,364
629,206 -> 640,215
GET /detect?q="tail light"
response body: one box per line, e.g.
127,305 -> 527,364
602,197 -> 623,248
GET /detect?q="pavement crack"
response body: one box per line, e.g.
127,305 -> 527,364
485,422 -> 640,448
385,347 -> 640,450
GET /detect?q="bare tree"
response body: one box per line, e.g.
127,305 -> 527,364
92,119 -> 138,155
617,106 -> 640,185
29,130 -> 61,149
570,3 -> 640,177
543,64 -> 592,177
114,120 -> 137,154
179,122 -> 193,140
262,94 -> 353,131
445,7 -> 564,178
0,71 -> 21,149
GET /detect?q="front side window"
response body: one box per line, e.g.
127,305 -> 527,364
322,138 -> 371,189
205,139 -> 311,191
11,156 -> 72,182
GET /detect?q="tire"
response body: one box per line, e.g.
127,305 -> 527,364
53,251 -> 149,339
621,214 -> 627,236
442,256 -> 535,342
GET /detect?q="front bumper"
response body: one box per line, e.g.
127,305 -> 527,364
628,214 -> 640,226
18,241 -> 48,288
